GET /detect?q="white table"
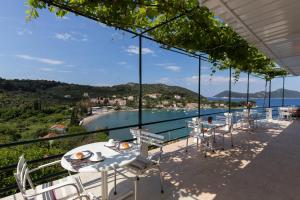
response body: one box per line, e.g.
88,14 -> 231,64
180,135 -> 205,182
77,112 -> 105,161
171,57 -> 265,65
202,121 -> 227,143
61,142 -> 140,200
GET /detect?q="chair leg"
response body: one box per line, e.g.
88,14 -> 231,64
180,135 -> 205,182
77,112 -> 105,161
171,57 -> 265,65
230,131 -> 234,147
196,138 -> 199,150
222,133 -> 225,150
185,137 -> 189,152
157,166 -> 164,193
134,179 -> 138,200
114,168 -> 117,195
204,141 -> 208,158
213,131 -> 216,143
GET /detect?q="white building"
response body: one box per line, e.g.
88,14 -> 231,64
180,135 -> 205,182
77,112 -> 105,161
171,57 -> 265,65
186,103 -> 197,109
64,95 -> 71,99
174,95 -> 181,100
109,99 -> 126,106
127,96 -> 134,101
145,93 -> 161,99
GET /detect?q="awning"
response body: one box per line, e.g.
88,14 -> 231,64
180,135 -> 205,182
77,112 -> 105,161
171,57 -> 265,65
202,0 -> 300,75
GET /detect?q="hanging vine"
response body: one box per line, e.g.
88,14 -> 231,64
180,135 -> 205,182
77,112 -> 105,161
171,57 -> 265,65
26,0 -> 287,79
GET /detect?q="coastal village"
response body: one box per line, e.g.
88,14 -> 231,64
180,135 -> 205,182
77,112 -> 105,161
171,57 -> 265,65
74,92 -> 229,115
40,90 -> 255,141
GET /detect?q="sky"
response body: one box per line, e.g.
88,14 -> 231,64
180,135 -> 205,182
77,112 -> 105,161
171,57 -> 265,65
0,1 -> 297,97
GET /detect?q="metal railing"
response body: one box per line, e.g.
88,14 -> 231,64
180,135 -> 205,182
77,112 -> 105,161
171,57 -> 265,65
0,107 -> 282,195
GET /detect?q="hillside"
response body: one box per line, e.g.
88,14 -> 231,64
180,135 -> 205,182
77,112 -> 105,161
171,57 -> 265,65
0,78 -> 205,102
213,89 -> 300,98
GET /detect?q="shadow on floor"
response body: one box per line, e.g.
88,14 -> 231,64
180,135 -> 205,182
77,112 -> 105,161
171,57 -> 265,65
79,120 -> 299,200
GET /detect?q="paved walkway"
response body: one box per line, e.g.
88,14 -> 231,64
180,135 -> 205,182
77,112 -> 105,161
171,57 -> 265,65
3,120 -> 300,200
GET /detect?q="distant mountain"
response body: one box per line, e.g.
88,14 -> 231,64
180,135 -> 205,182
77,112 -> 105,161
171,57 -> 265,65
213,89 -> 300,98
0,78 -> 205,102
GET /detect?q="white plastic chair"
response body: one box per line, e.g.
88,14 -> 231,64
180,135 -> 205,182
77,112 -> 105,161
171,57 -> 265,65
186,118 -> 214,157
14,155 -> 93,200
278,107 -> 285,120
126,128 -> 165,200
214,113 -> 233,149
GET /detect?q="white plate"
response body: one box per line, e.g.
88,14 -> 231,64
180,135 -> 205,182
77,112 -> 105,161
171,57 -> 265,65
70,151 -> 92,160
89,155 -> 105,162
104,143 -> 116,147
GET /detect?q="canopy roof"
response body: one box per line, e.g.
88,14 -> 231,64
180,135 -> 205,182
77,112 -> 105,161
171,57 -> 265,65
202,0 -> 300,76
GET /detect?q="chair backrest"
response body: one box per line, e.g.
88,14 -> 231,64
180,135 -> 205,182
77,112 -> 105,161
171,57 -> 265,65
224,112 -> 233,132
192,117 -> 201,123
130,128 -> 165,158
186,118 -> 202,135
14,155 -> 35,196
130,128 -> 164,148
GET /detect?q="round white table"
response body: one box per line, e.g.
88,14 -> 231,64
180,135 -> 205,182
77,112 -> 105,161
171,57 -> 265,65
61,142 -> 139,200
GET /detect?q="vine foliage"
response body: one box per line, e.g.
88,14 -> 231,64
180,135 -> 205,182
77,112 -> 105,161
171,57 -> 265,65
26,0 -> 287,80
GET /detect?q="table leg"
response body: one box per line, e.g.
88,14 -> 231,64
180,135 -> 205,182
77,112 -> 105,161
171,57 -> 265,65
101,170 -> 108,200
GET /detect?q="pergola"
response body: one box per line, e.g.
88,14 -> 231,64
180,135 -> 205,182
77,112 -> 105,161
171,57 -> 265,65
0,0 -> 294,194
28,0 -> 288,124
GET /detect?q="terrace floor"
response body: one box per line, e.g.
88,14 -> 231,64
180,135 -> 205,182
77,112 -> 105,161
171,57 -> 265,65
4,119 -> 300,200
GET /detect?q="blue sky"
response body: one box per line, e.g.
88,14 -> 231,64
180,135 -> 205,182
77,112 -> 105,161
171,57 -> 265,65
0,0 -> 295,97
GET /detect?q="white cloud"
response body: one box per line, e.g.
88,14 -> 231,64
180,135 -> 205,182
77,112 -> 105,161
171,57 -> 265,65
61,16 -> 70,20
38,67 -> 54,72
17,29 -> 32,36
97,22 -> 108,28
117,61 -> 127,65
184,75 -> 258,86
55,33 -> 72,41
157,77 -> 171,84
125,45 -> 154,55
155,63 -> 181,72
55,32 -> 88,42
58,70 -> 71,73
165,65 -> 181,72
155,63 -> 174,66
203,75 -> 228,85
15,54 -> 64,65
184,75 -> 227,86
37,68 -> 72,73
184,75 -> 199,85
111,32 -> 124,41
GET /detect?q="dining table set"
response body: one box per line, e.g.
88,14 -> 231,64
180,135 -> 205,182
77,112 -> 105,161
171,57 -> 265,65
233,109 -> 262,130
61,139 -> 140,200
185,110 -> 266,156
15,107 -> 295,200
186,115 -> 232,156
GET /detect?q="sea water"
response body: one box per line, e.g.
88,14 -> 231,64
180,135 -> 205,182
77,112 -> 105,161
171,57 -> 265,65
85,98 -> 300,141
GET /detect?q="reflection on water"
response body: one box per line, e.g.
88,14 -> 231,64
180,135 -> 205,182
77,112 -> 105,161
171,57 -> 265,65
84,98 -> 300,141
85,109 -> 226,141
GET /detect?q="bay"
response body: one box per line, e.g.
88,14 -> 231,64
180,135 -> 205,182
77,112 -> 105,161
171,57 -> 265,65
84,98 -> 300,141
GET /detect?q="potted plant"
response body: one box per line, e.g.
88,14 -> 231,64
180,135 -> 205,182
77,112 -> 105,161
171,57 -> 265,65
208,116 -> 213,124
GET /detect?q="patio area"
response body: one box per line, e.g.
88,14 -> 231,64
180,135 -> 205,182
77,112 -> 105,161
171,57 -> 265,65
4,119 -> 300,200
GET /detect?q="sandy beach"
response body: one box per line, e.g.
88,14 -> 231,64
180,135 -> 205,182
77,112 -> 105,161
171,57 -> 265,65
80,110 -> 116,126
80,109 -> 138,127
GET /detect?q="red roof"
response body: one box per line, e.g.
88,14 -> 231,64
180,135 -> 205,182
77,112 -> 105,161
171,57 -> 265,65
50,124 -> 66,129
42,132 -> 59,138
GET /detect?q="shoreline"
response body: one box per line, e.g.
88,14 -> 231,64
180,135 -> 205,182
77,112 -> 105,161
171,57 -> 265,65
80,110 -> 115,126
80,108 -> 138,126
